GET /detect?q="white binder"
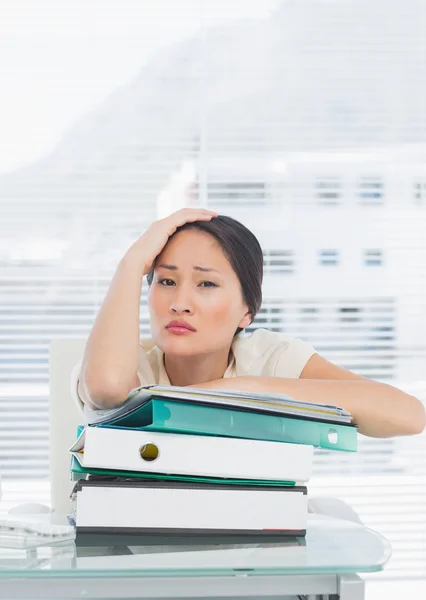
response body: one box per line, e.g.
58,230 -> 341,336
70,426 -> 313,482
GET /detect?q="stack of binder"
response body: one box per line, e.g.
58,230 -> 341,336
70,385 -> 357,542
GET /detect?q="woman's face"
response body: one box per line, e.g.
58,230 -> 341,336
147,229 -> 251,357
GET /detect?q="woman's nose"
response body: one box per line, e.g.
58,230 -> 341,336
170,303 -> 193,314
169,289 -> 194,314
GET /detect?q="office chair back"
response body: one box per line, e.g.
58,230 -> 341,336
49,338 -> 85,514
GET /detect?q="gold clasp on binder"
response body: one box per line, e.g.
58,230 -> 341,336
139,443 -> 159,462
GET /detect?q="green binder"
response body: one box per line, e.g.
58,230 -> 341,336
70,454 -> 296,486
95,398 -> 357,452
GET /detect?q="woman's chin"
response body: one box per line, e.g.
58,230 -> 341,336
160,335 -> 199,354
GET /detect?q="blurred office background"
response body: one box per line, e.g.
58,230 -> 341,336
0,0 -> 425,595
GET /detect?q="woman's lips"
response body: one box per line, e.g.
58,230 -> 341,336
166,326 -> 196,335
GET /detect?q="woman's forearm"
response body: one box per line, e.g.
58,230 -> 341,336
80,249 -> 146,408
188,376 -> 425,438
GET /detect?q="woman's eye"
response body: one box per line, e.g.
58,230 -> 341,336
200,281 -> 217,288
158,279 -> 175,286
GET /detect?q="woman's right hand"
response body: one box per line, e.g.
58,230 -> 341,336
127,208 -> 219,275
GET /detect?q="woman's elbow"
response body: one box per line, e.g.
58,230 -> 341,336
81,372 -> 129,410
86,390 -> 127,411
364,393 -> 426,438
403,394 -> 426,436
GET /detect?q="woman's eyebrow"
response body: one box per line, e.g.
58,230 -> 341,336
157,263 -> 221,273
193,265 -> 221,273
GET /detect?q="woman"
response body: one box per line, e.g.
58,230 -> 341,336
74,208 -> 425,438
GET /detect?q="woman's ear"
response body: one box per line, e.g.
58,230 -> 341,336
238,312 -> 252,330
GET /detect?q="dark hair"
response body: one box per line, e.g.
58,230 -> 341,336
146,215 -> 263,336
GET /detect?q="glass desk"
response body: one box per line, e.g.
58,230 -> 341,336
0,514 -> 391,600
